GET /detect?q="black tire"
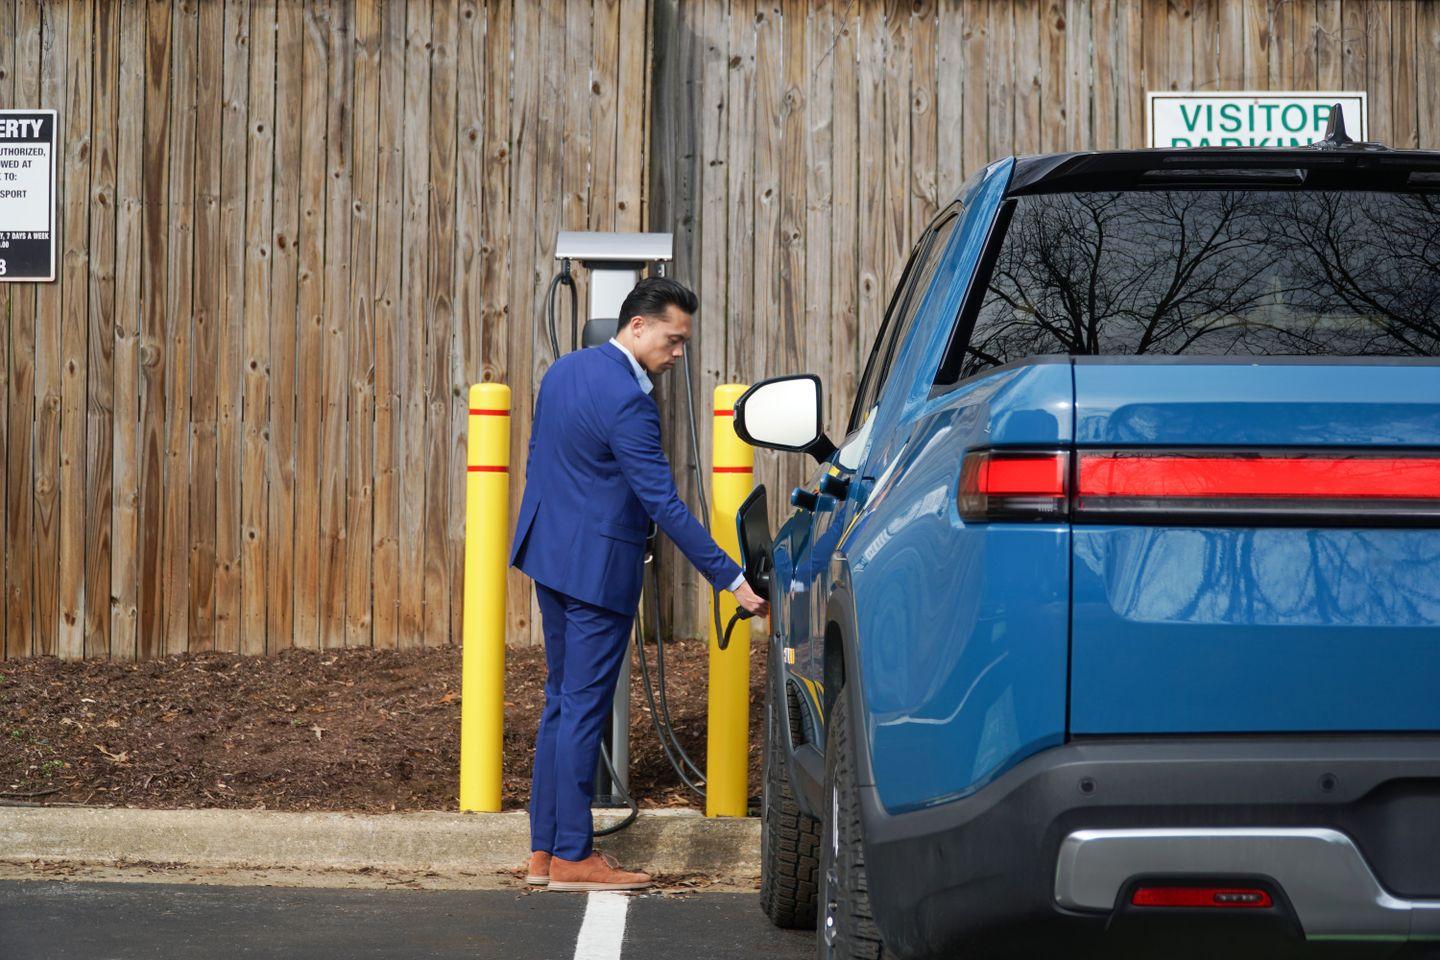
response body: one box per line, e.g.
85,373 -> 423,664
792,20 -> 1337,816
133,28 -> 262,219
760,672 -> 822,929
817,688 -> 887,960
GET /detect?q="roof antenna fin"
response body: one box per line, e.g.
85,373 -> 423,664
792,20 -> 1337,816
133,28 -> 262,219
1321,103 -> 1353,146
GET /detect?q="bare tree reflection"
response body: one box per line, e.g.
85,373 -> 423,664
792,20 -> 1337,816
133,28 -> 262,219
964,190 -> 1440,378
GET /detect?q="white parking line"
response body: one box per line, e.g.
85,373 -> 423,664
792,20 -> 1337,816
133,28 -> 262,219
572,891 -> 630,960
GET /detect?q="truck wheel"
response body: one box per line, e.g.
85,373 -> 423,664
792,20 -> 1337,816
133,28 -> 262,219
760,675 -> 821,929
817,689 -> 886,960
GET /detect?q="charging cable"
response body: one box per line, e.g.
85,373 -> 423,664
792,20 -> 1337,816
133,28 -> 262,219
545,258 -> 578,359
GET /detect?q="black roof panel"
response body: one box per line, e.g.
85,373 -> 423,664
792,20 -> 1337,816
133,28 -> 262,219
1006,146 -> 1440,195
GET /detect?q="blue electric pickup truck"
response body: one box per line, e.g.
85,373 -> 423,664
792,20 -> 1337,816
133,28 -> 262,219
731,132 -> 1440,960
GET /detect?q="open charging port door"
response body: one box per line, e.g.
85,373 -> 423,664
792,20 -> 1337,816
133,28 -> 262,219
719,485 -> 774,651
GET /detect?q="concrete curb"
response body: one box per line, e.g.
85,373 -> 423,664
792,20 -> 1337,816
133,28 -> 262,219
0,807 -> 760,878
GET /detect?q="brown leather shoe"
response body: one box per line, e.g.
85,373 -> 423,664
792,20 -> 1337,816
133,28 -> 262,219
547,850 -> 653,892
525,851 -> 551,886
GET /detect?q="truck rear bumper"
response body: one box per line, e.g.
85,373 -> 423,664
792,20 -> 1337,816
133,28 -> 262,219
858,736 -> 1440,960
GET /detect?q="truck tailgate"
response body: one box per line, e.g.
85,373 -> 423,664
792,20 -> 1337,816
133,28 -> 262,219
1068,360 -> 1440,734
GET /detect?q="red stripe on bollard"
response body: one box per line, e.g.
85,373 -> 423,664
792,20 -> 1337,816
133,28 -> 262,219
467,465 -> 508,473
469,408 -> 510,416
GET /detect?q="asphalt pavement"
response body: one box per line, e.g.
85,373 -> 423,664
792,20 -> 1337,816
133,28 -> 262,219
0,879 -> 812,960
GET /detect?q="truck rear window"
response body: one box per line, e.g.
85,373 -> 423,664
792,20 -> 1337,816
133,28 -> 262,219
954,189 -> 1440,380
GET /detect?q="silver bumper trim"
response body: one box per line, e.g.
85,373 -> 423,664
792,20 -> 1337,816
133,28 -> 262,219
1054,827 -> 1440,941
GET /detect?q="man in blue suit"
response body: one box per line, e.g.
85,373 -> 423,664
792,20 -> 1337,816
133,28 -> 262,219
511,278 -> 769,892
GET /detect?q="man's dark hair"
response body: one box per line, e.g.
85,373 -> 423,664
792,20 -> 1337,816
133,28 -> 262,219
618,277 -> 698,324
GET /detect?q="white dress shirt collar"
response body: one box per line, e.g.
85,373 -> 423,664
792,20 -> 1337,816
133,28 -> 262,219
608,337 -> 653,395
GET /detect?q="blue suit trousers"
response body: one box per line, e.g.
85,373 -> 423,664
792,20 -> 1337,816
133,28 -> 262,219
529,582 -> 635,861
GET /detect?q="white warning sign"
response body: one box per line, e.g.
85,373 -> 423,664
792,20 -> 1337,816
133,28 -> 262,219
0,109 -> 57,282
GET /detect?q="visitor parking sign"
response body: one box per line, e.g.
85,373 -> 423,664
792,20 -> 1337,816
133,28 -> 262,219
0,109 -> 57,282
1148,92 -> 1368,148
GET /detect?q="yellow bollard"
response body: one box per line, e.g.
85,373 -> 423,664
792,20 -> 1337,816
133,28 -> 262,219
460,383 -> 511,813
706,383 -> 755,817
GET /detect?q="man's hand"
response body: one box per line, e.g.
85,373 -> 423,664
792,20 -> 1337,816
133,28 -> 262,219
732,580 -> 769,619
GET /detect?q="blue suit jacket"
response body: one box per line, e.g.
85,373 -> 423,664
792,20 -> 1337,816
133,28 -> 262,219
510,342 -> 742,615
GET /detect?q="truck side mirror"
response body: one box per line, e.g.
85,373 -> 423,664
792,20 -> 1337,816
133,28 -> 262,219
733,374 -> 836,463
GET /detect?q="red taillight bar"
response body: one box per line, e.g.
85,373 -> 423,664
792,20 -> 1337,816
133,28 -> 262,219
1131,886 -> 1273,909
957,450 -> 1068,521
1079,454 -> 1440,500
957,448 -> 1440,524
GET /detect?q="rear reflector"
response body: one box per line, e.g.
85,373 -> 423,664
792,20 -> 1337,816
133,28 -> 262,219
958,450 -> 1068,521
1131,886 -> 1273,909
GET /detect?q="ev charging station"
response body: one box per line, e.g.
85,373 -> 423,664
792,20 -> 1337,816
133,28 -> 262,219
549,231 -> 675,812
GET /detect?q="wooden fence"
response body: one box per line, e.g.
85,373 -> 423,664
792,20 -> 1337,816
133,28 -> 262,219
2,0 -> 1438,658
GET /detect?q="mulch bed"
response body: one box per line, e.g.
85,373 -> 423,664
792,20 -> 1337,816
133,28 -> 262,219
0,637 -> 766,813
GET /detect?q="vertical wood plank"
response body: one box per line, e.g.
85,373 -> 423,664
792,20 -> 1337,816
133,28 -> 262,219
504,0 -> 536,647
1366,0 -> 1392,142
1391,0 -> 1416,148
266,0 -> 303,651
959,0 -> 987,177
1271,0 -> 1295,87
424,0 -> 456,648
830,0 -> 859,429
886,0 -> 912,286
615,0 -> 646,234
1316,0 -> 1341,88
1166,0 -> 1194,98
86,0 -> 119,658
479,0 -> 510,394
1113,0 -> 1142,147
1039,0 -> 1064,153
214,0 -> 249,652
936,0 -> 963,199
590,0 -> 620,236
450,0 -> 482,648
776,0 -> 806,509
33,0 -> 68,657
1141,0 -> 1167,110
1340,0 -> 1365,92
370,0 -> 406,649
1293,0 -> 1319,88
1092,0 -> 1117,149
1013,0 -> 1041,157
1065,0 -> 1091,148
398,0 -> 431,647
724,0 -> 756,386
858,0 -> 889,359
647,0 -> 689,635
695,0 -> 728,576
58,0 -> 92,659
319,0 -> 352,648
189,0 -> 222,652
1242,0 -> 1268,87
110,0 -> 144,659
241,0 -> 277,655
1191,0 -> 1219,91
985,1 -> 1013,159
910,0 -> 938,225
804,0 -> 833,459
6,0 -> 43,659
137,0 -> 170,660
1217,0 -> 1242,85
292,0 -> 328,649
1418,0 -> 1439,148
751,0 -> 780,513
345,0 -> 380,647
161,0 -> 196,656
0,0 -> 11,660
